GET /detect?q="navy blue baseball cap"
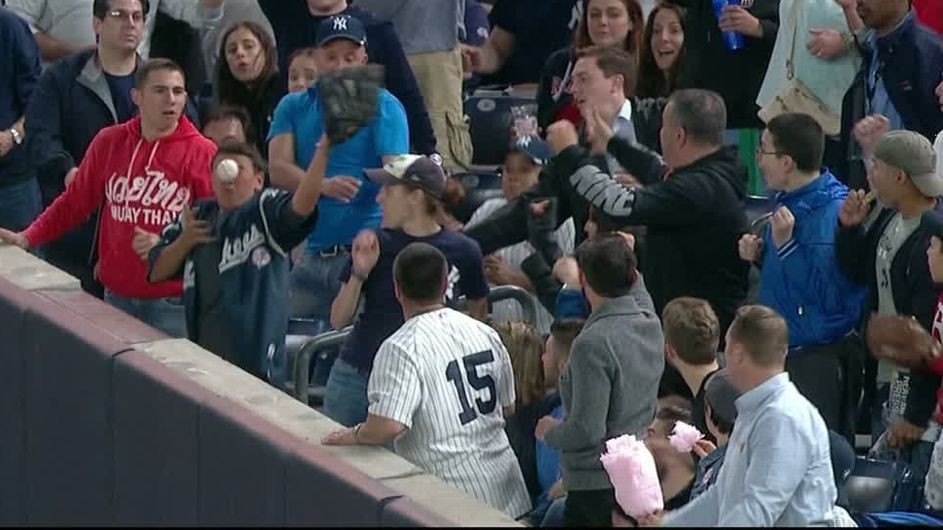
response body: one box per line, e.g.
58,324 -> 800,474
507,135 -> 551,166
316,14 -> 367,48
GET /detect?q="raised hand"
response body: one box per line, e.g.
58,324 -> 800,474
586,108 -> 615,155
351,229 -> 380,279
770,206 -> 795,249
546,120 -> 580,155
838,189 -> 873,227
178,205 -> 215,249
738,233 -> 763,262
807,28 -> 846,59
853,115 -> 891,157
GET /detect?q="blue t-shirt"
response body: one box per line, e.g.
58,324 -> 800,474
338,227 -> 489,374
104,72 -> 136,123
267,86 -> 409,252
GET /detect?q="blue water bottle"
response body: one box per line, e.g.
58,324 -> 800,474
712,0 -> 745,51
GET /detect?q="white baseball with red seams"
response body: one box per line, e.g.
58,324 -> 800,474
216,158 -> 239,183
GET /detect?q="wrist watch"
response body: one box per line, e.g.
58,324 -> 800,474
8,128 -> 22,146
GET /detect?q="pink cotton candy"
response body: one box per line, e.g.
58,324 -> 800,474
599,434 -> 664,519
668,421 -> 704,453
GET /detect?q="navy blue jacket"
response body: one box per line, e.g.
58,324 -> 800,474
757,171 -> 866,348
258,1 -> 437,155
149,189 -> 317,385
838,11 -> 943,188
0,8 -> 41,185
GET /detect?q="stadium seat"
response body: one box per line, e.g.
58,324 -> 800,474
464,89 -> 537,166
844,457 -> 919,513
854,511 -> 943,527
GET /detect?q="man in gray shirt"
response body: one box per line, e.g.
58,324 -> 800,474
7,0 -> 225,64
653,305 -> 838,527
535,233 -> 665,527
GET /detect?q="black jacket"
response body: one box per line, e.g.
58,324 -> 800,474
836,204 -> 943,428
565,138 -> 750,333
837,12 -> 943,190
666,0 -> 780,129
258,1 -> 436,155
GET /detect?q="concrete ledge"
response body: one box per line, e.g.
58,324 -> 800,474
0,246 -> 80,292
0,244 -> 523,526
134,338 -> 522,527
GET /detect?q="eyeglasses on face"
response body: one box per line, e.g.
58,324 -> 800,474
754,146 -> 783,157
106,9 -> 146,24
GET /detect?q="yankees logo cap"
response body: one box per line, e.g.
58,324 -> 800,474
316,14 -> 367,48
364,155 -> 446,200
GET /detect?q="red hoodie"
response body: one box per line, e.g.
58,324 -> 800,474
915,0 -> 943,35
24,116 -> 214,299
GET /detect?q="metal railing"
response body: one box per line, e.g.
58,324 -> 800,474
290,285 -> 540,404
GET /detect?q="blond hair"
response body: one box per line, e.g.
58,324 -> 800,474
494,322 -> 545,407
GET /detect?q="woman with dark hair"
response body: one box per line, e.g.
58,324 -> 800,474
536,0 -> 645,130
215,20 -> 280,158
636,3 -> 686,99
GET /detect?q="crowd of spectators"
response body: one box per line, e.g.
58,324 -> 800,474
2,0 -> 943,526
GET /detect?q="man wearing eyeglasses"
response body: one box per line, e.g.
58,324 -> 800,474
6,0 -> 224,65
22,0 -> 199,298
737,112 -> 866,444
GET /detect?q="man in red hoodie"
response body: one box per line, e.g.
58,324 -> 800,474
0,58 -> 214,337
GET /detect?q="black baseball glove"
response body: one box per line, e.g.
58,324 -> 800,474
316,64 -> 386,144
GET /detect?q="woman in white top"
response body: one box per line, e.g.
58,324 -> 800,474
756,0 -> 863,132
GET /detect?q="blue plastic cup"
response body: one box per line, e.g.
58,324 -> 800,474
713,0 -> 745,51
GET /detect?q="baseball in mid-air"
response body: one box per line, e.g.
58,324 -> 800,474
216,158 -> 239,183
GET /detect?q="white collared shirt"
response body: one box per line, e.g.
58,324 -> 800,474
608,99 -> 636,174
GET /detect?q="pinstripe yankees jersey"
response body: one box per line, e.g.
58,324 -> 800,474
367,307 -> 532,518
466,197 -> 576,333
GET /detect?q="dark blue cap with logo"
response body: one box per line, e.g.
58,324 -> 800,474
507,135 -> 551,166
316,14 -> 367,48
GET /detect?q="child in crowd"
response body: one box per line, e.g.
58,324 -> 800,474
148,139 -> 325,385
465,134 -> 574,335
201,105 -> 252,147
495,321 -> 550,503
287,47 -> 318,93
530,318 -> 584,527
689,369 -> 740,502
